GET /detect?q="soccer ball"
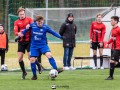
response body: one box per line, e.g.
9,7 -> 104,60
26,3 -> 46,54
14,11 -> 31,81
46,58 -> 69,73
49,69 -> 58,79
1,64 -> 8,71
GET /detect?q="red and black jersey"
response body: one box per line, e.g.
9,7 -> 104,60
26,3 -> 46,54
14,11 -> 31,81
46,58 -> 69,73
90,21 -> 106,42
107,26 -> 120,50
14,17 -> 33,42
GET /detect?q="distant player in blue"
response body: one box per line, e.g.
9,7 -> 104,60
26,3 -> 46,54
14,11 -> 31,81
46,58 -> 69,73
18,15 -> 63,80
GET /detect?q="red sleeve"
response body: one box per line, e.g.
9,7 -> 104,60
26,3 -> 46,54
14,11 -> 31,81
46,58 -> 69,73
100,24 -> 106,42
14,21 -> 19,36
116,27 -> 120,35
90,22 -> 93,40
107,38 -> 113,44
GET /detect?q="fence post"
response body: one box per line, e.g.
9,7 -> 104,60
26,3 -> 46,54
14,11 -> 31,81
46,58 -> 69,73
4,0 -> 9,35
45,0 -> 48,25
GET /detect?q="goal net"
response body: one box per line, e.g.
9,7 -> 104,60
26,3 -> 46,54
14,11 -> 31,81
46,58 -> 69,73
25,7 -> 110,42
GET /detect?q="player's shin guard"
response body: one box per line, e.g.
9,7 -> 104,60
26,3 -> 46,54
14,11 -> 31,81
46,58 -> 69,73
48,57 -> 57,69
100,56 -> 103,67
31,62 -> 37,76
109,63 -> 115,77
19,60 -> 26,73
93,55 -> 97,66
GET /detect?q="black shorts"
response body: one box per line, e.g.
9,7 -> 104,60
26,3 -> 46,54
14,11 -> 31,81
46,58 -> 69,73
111,50 -> 120,62
111,49 -> 114,56
18,42 -> 30,54
91,42 -> 104,50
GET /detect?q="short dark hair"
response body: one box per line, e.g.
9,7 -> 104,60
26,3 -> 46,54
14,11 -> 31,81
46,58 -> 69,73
96,14 -> 102,17
17,6 -> 25,14
36,15 -> 44,21
111,16 -> 119,23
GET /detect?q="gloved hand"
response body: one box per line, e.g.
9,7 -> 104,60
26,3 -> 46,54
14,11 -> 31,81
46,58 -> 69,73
15,36 -> 21,42
61,36 -> 66,40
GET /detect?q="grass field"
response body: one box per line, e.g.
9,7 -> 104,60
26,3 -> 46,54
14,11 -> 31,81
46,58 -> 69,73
5,43 -> 90,69
0,69 -> 120,90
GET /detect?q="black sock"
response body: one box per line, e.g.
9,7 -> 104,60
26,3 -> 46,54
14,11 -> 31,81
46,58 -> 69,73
1,58 -> 5,65
110,63 -> 115,77
19,60 -> 26,73
36,60 -> 41,71
37,54 -> 42,63
93,55 -> 97,66
100,56 -> 103,67
1,50 -> 5,65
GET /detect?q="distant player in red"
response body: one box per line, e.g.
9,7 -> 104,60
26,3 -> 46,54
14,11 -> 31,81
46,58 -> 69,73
90,14 -> 106,69
14,7 -> 42,80
14,7 -> 37,80
106,23 -> 118,58
105,16 -> 120,80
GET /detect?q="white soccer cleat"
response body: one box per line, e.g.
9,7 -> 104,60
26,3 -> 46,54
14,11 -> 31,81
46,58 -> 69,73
100,66 -> 104,69
69,66 -> 76,70
64,66 -> 70,70
92,66 -> 98,70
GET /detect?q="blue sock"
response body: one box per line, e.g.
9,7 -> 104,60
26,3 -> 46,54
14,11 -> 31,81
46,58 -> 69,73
48,57 -> 57,69
31,62 -> 36,76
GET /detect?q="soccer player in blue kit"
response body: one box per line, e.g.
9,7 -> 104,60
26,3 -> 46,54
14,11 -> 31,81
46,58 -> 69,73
18,15 -> 63,80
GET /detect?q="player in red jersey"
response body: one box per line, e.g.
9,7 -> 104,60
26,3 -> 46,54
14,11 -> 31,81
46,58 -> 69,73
14,7 -> 41,79
90,14 -> 106,69
14,7 -> 32,79
106,23 -> 118,58
105,16 -> 120,80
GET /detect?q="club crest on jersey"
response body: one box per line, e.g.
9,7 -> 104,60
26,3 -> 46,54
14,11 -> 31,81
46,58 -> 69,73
74,26 -> 75,29
40,29 -> 43,31
66,23 -> 69,25
18,22 -> 22,24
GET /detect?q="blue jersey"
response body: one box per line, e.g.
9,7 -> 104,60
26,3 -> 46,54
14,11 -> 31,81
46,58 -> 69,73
22,22 -> 62,48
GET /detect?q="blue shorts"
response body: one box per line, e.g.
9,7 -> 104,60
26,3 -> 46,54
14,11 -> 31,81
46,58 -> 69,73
30,45 -> 50,57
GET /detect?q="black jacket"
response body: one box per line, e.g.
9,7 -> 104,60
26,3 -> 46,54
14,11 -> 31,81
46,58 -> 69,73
59,19 -> 77,47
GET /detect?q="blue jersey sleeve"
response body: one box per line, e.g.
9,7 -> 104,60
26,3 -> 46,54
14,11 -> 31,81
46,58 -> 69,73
46,25 -> 62,39
22,24 -> 32,35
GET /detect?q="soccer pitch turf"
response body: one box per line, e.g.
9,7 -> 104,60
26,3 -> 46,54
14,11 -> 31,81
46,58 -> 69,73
0,69 -> 120,90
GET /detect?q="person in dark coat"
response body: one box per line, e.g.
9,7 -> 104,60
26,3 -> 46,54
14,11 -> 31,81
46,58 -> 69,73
59,13 -> 77,70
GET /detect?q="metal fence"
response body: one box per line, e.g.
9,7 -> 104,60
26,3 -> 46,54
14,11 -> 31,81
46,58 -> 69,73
0,0 -> 120,41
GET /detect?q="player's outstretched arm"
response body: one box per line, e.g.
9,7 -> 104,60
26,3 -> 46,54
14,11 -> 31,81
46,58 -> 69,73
15,29 -> 29,42
47,26 -> 62,39
22,24 -> 32,35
